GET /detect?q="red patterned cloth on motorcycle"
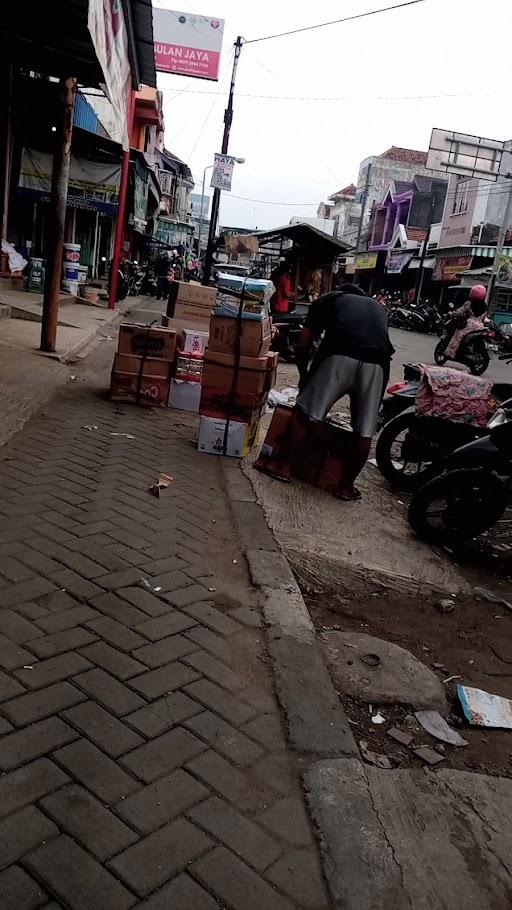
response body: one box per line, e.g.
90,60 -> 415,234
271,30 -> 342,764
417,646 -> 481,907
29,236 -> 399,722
416,365 -> 492,427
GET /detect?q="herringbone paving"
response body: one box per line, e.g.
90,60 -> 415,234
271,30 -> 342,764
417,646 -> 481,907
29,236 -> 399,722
0,346 -> 330,909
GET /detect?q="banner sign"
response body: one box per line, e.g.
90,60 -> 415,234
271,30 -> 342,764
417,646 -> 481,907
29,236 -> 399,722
18,147 -> 121,215
497,254 -> 512,288
88,0 -> 131,149
355,252 -> 377,270
153,8 -> 224,81
433,255 -> 472,282
210,153 -> 235,191
387,252 -> 413,274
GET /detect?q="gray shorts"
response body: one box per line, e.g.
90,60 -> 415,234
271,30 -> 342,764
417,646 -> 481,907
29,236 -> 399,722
296,355 -> 384,438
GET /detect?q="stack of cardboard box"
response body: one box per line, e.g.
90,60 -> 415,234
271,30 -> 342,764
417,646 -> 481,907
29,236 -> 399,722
198,278 -> 278,457
110,324 -> 177,407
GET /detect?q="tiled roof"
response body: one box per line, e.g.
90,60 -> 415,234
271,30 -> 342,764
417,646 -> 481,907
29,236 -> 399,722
380,146 -> 428,165
330,183 -> 357,198
405,226 -> 427,241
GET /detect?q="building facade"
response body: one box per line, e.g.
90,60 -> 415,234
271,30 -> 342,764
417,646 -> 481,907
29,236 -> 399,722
317,184 -> 361,245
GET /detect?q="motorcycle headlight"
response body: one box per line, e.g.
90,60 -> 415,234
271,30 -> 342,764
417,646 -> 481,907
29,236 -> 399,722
488,409 -> 510,428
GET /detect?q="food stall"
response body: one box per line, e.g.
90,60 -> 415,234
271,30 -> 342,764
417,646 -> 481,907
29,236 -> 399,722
218,222 -> 353,313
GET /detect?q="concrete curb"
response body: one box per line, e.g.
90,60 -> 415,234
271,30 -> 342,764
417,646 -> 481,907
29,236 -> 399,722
57,310 -> 121,362
222,459 -> 356,758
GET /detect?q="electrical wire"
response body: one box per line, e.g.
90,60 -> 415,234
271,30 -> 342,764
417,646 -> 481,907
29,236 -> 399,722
244,0 -> 427,45
185,49 -> 234,160
159,88 -> 510,104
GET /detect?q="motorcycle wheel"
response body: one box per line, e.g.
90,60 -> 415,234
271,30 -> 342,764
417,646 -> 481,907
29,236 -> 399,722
408,468 -> 505,545
468,348 -> 490,376
375,411 -> 437,491
434,340 -> 447,365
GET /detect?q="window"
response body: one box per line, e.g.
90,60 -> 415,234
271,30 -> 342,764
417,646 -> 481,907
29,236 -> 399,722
157,168 -> 174,195
452,179 -> 469,215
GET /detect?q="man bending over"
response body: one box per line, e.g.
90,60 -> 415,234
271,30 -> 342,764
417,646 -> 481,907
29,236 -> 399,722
261,284 -> 394,501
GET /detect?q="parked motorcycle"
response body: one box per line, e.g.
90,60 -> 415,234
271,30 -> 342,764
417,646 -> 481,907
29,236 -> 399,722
375,363 -> 512,490
434,315 -> 490,375
408,396 -> 512,545
107,259 -> 128,302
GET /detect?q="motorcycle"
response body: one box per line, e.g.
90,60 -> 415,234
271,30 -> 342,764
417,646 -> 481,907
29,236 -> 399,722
434,315 -> 490,375
107,259 -> 128,302
270,310 -> 305,362
375,362 -> 512,490
408,393 -> 512,545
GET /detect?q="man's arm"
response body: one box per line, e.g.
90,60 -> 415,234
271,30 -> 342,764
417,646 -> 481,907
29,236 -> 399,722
295,326 -> 315,389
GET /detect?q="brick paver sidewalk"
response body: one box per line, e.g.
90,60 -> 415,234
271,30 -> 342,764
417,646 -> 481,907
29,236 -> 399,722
0,346 -> 330,909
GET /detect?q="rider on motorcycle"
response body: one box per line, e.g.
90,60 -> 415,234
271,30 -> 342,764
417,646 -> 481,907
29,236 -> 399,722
445,284 -> 487,360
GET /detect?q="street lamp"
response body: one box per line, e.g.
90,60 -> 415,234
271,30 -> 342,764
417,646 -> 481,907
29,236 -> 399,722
198,157 -> 245,262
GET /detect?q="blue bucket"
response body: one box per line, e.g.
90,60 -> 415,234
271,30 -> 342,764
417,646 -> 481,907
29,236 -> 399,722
63,263 -> 79,281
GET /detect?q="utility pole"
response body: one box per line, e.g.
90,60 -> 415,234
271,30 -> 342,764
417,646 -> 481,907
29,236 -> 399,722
202,36 -> 243,285
40,76 -> 76,353
354,162 -> 372,254
412,187 -> 438,307
486,175 -> 512,310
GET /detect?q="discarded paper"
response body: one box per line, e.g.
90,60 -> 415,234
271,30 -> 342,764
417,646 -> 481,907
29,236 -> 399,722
111,433 -> 135,440
82,425 -> 98,432
371,711 -> 386,725
415,710 -> 467,746
148,473 -> 173,498
457,684 -> 512,729
267,387 -> 298,408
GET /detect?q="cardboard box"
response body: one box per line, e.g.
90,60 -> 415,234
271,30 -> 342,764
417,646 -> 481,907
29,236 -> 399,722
198,415 -> 261,458
162,315 -> 210,336
179,328 -> 209,356
208,314 -> 271,358
175,353 -> 204,383
169,379 -> 202,412
113,353 -> 172,379
118,324 -> 176,361
199,385 -> 266,422
167,281 -> 216,322
202,351 -> 269,397
110,371 -> 170,407
255,405 -> 352,494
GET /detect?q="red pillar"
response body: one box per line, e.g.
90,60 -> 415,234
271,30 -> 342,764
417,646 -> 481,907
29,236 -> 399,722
108,90 -> 136,309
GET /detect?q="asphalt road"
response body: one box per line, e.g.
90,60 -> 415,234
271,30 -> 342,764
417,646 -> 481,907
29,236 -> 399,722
389,327 -> 512,386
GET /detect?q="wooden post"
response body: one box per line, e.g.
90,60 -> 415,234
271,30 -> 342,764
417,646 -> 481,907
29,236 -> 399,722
40,76 -> 76,352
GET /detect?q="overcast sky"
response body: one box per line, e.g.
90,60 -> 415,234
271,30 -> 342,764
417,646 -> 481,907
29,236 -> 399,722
154,0 -> 509,230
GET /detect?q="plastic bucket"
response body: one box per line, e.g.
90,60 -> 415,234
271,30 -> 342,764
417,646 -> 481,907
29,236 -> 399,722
63,262 -> 79,281
63,242 -> 81,263
76,265 -> 88,283
62,279 -> 79,295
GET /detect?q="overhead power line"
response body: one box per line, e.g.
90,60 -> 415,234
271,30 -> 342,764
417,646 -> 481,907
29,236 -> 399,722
160,88 -> 509,104
244,0 -> 427,45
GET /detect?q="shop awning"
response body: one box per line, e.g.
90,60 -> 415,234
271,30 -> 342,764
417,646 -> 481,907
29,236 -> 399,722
0,0 -> 156,88
247,223 -> 352,258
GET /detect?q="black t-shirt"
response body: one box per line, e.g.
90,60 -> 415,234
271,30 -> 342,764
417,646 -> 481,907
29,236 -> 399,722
305,290 -> 394,368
